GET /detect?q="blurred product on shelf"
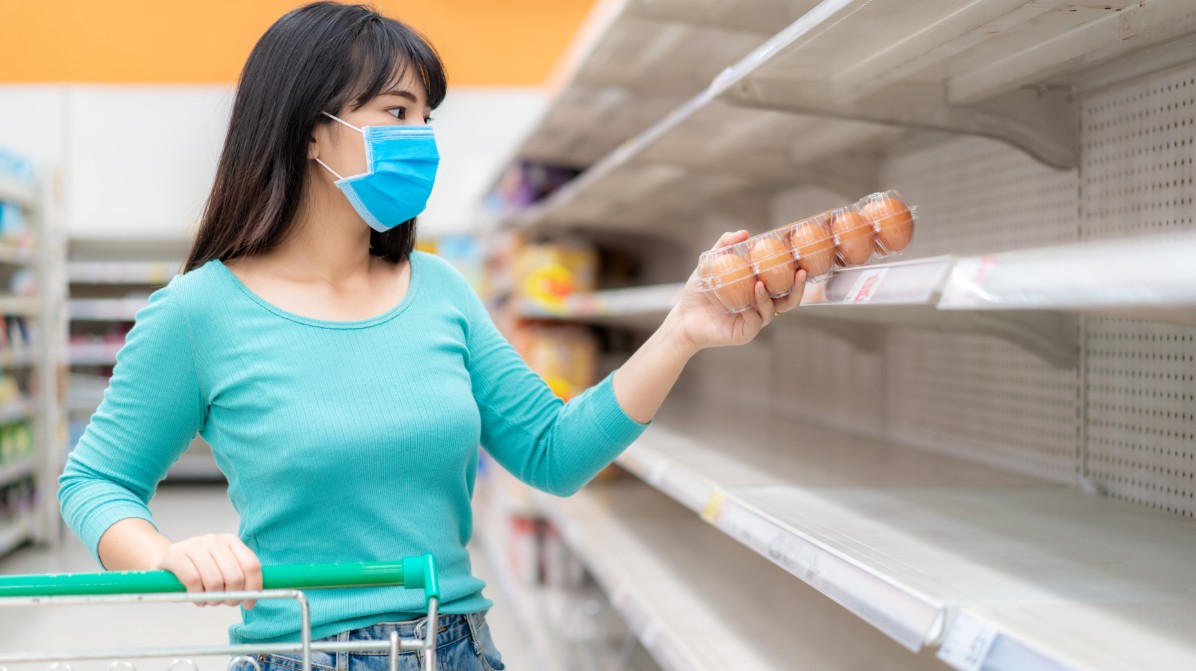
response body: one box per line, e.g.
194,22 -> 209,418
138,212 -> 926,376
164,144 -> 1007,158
0,202 -> 31,249
0,474 -> 37,529
0,148 -> 36,251
699,189 -> 918,313
0,316 -> 36,356
0,148 -> 35,186
0,375 -> 24,409
0,420 -> 33,466
487,160 -> 581,213
515,240 -> 598,311
7,268 -> 36,297
428,234 -> 485,292
512,325 -> 597,402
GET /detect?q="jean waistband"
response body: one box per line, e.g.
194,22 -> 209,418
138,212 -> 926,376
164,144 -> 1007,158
320,612 -> 487,648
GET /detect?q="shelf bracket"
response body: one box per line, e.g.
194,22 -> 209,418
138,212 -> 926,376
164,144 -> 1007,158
722,80 -> 1079,170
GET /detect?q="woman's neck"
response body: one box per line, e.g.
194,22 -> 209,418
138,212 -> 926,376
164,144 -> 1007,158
265,170 -> 380,283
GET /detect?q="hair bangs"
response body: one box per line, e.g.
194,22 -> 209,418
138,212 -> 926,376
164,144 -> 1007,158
345,17 -> 447,112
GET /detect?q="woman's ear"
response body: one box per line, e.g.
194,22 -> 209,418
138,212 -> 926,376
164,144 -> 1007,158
307,132 -> 320,160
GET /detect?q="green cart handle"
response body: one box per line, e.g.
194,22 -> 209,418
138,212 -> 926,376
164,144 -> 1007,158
0,554 -> 440,604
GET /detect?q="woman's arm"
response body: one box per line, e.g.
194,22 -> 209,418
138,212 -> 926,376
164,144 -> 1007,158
59,280 -> 262,606
461,231 -> 805,495
612,230 -> 806,423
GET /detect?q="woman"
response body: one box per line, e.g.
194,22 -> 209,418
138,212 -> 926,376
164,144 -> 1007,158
57,2 -> 806,669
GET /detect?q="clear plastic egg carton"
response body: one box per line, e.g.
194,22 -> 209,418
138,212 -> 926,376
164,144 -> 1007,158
698,190 -> 916,313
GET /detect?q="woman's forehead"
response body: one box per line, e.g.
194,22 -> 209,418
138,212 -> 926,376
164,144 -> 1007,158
374,67 -> 429,104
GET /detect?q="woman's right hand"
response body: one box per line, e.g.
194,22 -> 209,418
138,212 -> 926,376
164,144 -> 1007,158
155,533 -> 263,608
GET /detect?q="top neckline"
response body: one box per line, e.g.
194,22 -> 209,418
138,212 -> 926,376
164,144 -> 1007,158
210,251 -> 423,330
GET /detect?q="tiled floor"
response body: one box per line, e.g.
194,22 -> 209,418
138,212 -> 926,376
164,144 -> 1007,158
0,484 -> 531,671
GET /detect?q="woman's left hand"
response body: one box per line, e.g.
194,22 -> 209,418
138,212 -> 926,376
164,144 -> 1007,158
664,230 -> 807,354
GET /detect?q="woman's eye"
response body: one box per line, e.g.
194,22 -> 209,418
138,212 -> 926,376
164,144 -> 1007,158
387,107 -> 406,120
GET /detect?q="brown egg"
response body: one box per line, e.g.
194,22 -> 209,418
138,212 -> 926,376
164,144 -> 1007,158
749,235 -> 796,297
832,210 -> 875,266
862,196 -> 914,252
788,220 -> 835,279
701,252 -> 756,312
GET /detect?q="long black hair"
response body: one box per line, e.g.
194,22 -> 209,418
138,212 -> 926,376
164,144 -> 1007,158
185,1 -> 447,272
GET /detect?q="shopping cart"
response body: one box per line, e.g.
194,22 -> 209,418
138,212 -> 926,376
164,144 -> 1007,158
0,555 -> 440,671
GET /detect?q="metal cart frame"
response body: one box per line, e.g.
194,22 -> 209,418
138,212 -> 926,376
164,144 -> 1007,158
0,556 -> 441,671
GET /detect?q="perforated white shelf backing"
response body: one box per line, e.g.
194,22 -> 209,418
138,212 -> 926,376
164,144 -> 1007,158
883,135 -> 1079,258
706,60 -> 1196,516
1081,63 -> 1196,517
1085,319 -> 1196,517
1082,67 -> 1195,242
884,329 -> 1079,484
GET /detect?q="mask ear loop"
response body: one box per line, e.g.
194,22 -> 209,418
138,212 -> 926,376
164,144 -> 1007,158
315,112 -> 364,181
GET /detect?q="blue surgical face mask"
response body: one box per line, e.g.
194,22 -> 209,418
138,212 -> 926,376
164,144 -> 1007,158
315,112 -> 440,232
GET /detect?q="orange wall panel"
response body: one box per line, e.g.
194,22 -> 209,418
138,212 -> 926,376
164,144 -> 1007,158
0,0 -> 595,85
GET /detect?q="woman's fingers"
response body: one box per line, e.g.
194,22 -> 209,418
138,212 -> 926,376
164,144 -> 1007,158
712,229 -> 749,250
753,282 -> 776,328
158,534 -> 263,609
228,538 -> 263,609
773,269 -> 808,313
209,543 -> 247,607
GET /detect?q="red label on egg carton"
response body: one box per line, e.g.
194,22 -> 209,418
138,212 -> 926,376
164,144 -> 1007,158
846,268 -> 889,303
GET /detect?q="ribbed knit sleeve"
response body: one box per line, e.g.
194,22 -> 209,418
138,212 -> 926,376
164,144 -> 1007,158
461,286 -> 649,496
58,280 -> 207,566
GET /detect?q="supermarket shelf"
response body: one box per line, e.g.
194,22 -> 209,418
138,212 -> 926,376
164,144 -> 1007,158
532,481 -> 937,671
506,257 -> 1077,365
0,457 -> 35,488
505,1 -> 1196,232
0,177 -> 35,210
0,401 -> 31,424
509,0 -> 794,170
68,298 -> 148,321
798,256 -> 1079,367
0,245 -> 36,267
0,297 -> 40,317
614,401 -> 1196,669
0,514 -> 32,556
720,0 -> 1196,168
941,603 -> 1196,671
0,348 -> 38,368
516,282 -> 684,327
68,261 -> 180,285
66,341 -> 123,366
473,492 -> 568,670
939,233 -> 1196,328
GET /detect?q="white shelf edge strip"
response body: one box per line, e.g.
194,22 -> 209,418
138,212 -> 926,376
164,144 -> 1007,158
67,261 -> 181,284
615,443 -> 940,653
516,235 -> 1196,325
939,234 -> 1196,310
68,299 -> 149,320
518,282 -> 686,319
0,178 -> 36,209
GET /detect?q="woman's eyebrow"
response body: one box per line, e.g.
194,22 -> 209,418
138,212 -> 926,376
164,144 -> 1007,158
382,90 -> 419,103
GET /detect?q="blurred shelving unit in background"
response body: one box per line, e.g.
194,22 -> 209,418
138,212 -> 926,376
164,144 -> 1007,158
477,2 -> 1196,671
0,156 -> 66,558
65,239 -> 220,481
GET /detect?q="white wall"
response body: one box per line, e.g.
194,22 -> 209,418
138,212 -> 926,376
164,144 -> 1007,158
0,84 -> 547,240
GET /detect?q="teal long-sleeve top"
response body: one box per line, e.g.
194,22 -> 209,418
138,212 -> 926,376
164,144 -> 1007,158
58,251 -> 648,644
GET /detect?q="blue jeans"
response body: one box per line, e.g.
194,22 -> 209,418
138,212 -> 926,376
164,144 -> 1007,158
240,613 -> 505,671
